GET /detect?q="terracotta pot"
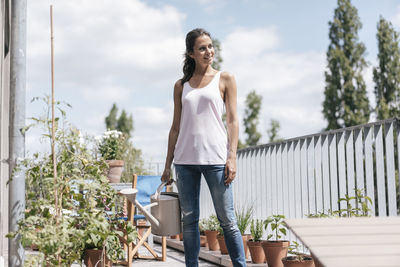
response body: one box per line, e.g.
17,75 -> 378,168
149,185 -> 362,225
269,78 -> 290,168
170,234 -> 180,239
200,235 -> 207,247
242,234 -> 251,259
204,230 -> 219,251
84,249 -> 112,267
282,256 -> 314,267
179,232 -> 184,241
106,160 -> 124,183
217,235 -> 228,254
262,240 -> 290,267
247,240 -> 266,264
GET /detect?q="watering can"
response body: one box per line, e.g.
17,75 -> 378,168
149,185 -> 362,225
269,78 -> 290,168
120,181 -> 182,236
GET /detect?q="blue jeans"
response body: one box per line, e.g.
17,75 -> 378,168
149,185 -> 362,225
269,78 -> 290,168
174,164 -> 246,267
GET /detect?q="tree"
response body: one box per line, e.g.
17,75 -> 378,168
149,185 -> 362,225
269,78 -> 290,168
373,16 -> 400,120
117,110 -> 134,137
212,38 -> 223,71
243,90 -> 262,146
267,119 -> 282,143
105,103 -> 134,137
105,103 -> 118,130
323,0 -> 370,130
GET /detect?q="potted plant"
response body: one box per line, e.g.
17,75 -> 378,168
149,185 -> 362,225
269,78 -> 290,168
97,130 -> 126,183
216,224 -> 228,255
262,215 -> 290,267
7,98 -> 135,266
236,204 -> 254,259
204,214 -> 220,251
282,241 -> 314,267
247,219 -> 266,264
199,218 -> 208,247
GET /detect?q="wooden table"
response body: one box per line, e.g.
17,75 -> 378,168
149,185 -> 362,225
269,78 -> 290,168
284,217 -> 400,267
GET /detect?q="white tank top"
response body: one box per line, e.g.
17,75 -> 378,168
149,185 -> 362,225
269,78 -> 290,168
174,71 -> 228,165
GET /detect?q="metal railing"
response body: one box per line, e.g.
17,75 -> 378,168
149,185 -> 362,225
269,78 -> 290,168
200,118 -> 400,221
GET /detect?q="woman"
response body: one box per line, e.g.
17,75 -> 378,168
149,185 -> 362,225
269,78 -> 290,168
161,28 -> 246,267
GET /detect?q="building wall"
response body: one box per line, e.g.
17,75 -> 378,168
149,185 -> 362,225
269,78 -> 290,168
0,0 -> 10,263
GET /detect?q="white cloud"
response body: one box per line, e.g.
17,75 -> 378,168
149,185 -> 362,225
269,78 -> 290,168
26,0 -> 186,163
222,26 -> 326,142
392,5 -> 400,29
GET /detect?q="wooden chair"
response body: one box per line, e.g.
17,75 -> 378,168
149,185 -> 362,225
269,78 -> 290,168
116,174 -> 167,266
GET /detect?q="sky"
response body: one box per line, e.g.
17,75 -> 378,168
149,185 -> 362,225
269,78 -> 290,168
26,0 -> 400,166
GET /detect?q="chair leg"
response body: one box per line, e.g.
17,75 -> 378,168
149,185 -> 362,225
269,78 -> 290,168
162,236 -> 167,262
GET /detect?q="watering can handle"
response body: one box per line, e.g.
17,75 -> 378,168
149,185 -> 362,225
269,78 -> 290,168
154,180 -> 177,200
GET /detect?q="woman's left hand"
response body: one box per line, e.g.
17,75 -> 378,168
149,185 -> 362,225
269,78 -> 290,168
224,158 -> 236,185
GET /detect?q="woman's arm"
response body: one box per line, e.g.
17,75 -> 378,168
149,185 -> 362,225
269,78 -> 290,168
222,72 -> 239,185
161,80 -> 183,183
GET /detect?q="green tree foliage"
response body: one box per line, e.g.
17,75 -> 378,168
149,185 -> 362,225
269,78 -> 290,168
244,90 -> 262,146
212,38 -> 223,71
373,16 -> 400,120
323,0 -> 370,130
104,103 -> 147,180
267,119 -> 282,143
105,103 -> 118,130
105,103 -> 134,137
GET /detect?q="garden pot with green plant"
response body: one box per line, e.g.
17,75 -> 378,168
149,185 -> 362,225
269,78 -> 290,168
98,130 -> 126,183
216,225 -> 228,254
236,204 -> 254,259
204,215 -> 220,251
7,97 -> 136,266
247,219 -> 266,264
281,241 -> 314,267
199,218 -> 208,247
262,215 -> 290,267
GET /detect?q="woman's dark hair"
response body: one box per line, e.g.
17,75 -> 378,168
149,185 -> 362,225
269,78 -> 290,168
181,28 -> 211,85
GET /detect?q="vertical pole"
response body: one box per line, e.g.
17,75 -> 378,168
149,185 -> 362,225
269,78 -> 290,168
162,237 -> 166,261
8,0 -> 26,266
50,5 -> 59,221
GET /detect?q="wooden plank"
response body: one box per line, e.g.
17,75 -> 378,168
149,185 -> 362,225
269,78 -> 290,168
307,137 -> 316,214
314,136 -> 323,213
311,244 -> 400,256
354,129 -> 365,192
271,146 -> 278,214
384,123 -> 397,216
364,126 -> 375,215
260,148 -> 267,218
321,255 -> 400,267
374,125 -> 387,216
255,149 -> 262,218
300,139 -> 309,216
298,234 -> 400,246
282,143 -> 290,218
293,140 -> 302,218
328,134 -> 338,212
266,147 -> 273,217
287,142 -> 295,218
337,132 -> 346,208
286,217 -> 400,226
321,135 -> 330,212
345,130 -> 356,208
277,144 -> 284,214
287,224 -> 400,236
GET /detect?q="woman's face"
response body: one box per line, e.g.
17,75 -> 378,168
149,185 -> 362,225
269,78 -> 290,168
190,34 -> 214,67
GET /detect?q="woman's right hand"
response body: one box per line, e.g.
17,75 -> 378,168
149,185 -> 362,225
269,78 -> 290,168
161,168 -> 173,185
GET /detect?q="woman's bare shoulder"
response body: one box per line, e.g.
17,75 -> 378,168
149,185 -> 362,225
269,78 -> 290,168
174,79 -> 184,92
220,71 -> 235,82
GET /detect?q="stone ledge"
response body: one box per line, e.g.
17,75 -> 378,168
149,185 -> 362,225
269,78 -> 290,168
154,236 -> 267,267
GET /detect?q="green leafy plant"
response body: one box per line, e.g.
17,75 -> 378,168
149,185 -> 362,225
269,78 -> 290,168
336,188 -> 373,217
235,204 -> 254,235
264,214 -> 287,241
249,219 -> 264,242
199,218 -> 208,235
206,215 -> 220,232
286,241 -> 312,262
7,96 -> 137,265
97,130 -> 125,160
